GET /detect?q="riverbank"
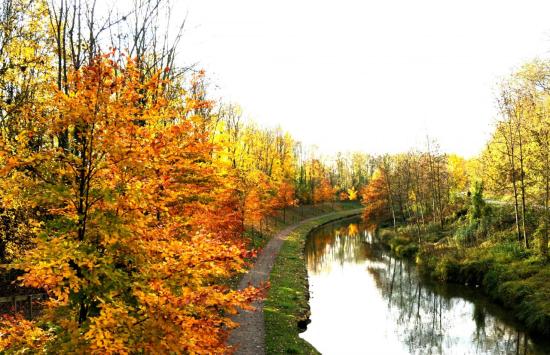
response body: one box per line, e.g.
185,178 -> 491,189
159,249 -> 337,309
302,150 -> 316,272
245,201 -> 362,253
226,202 -> 361,290
264,209 -> 362,355
228,205 -> 362,354
378,225 -> 550,338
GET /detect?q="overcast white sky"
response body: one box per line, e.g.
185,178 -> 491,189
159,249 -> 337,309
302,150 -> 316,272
174,0 -> 550,157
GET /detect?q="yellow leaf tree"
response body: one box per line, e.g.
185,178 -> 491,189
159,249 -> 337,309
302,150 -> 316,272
0,54 -> 257,353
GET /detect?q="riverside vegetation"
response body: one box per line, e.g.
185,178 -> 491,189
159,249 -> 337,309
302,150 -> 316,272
358,61 -> 550,339
360,110 -> 550,341
1,0 -> 550,353
374,195 -> 550,338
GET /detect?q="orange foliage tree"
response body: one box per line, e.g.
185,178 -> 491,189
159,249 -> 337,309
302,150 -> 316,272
314,178 -> 336,205
275,181 -> 297,223
0,54 -> 257,353
361,170 -> 391,226
339,191 -> 349,201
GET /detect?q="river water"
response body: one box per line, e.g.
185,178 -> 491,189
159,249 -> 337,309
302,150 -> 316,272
299,217 -> 550,355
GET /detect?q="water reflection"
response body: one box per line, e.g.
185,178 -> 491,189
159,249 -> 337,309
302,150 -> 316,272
300,217 -> 550,355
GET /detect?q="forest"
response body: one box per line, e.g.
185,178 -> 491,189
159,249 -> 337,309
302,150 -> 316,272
1,0 -> 550,354
0,1 -> 369,353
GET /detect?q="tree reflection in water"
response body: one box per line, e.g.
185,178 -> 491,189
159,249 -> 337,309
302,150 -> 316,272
301,218 -> 549,355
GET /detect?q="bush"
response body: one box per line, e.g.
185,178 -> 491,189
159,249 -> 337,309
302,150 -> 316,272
454,222 -> 477,246
490,241 -> 531,261
425,222 -> 443,235
434,255 -> 460,281
394,243 -> 419,258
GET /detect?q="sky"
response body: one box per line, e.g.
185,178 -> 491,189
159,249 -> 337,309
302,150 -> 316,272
173,0 -> 550,157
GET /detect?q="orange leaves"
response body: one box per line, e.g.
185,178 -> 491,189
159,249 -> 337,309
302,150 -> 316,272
361,170 -> 390,226
314,178 -> 335,204
276,181 -> 298,209
339,191 -> 349,201
129,283 -> 259,354
0,53 -> 259,353
84,303 -> 135,355
0,314 -> 53,353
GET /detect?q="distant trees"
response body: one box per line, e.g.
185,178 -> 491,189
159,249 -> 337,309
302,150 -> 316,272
217,103 -> 370,226
358,59 -> 550,257
361,144 -> 457,236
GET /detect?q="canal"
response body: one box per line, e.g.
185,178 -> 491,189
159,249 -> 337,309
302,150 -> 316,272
299,217 -> 550,354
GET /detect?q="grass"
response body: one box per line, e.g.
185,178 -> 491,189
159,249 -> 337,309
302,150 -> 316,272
377,223 -> 550,337
264,208 -> 362,355
228,202 -> 362,289
252,201 -> 362,250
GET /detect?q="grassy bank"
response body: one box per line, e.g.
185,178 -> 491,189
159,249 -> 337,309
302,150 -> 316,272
227,202 -> 361,288
378,222 -> 550,337
246,201 -> 362,251
264,209 -> 362,355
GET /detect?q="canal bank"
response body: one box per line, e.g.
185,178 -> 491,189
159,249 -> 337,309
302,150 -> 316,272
377,225 -> 550,341
299,217 -> 550,354
264,210 -> 362,355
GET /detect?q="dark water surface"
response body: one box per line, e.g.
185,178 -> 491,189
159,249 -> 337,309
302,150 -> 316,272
299,217 -> 550,355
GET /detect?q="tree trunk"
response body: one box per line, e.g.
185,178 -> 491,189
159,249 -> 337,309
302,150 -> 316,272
518,129 -> 529,248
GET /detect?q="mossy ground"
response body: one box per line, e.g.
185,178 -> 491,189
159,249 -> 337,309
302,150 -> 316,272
264,209 -> 362,355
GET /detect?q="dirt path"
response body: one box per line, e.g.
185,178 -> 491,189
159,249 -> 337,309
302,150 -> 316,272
227,210 -> 361,355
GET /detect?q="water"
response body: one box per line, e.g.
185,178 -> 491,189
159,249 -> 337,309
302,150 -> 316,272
299,217 -> 550,355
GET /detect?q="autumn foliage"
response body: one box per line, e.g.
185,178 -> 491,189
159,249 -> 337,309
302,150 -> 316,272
0,2 -> 372,352
361,170 -> 391,226
0,54 -> 259,353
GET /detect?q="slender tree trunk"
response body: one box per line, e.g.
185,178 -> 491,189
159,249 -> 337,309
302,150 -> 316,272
543,138 -> 549,257
383,167 -> 397,229
504,121 -> 523,243
544,171 -> 549,257
518,129 -> 529,248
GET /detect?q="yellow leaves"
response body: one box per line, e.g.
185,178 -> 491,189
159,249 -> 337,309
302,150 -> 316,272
0,53 -> 261,354
448,154 -> 468,193
84,303 -> 135,355
0,314 -> 53,353
347,187 -> 358,201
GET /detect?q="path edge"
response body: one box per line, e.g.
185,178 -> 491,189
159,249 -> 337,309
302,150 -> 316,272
263,209 -> 363,355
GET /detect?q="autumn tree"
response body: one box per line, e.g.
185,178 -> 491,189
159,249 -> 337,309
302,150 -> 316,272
0,55 -> 257,353
361,169 -> 391,227
276,181 -> 297,223
347,187 -> 358,201
0,0 -> 53,263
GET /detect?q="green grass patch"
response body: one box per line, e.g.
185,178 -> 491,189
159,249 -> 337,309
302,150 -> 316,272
378,223 -> 550,337
264,209 -> 362,355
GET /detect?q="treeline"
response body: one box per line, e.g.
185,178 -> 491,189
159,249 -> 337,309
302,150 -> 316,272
361,144 -> 467,228
361,60 -> 550,258
0,0 -> 370,353
213,104 -> 372,227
